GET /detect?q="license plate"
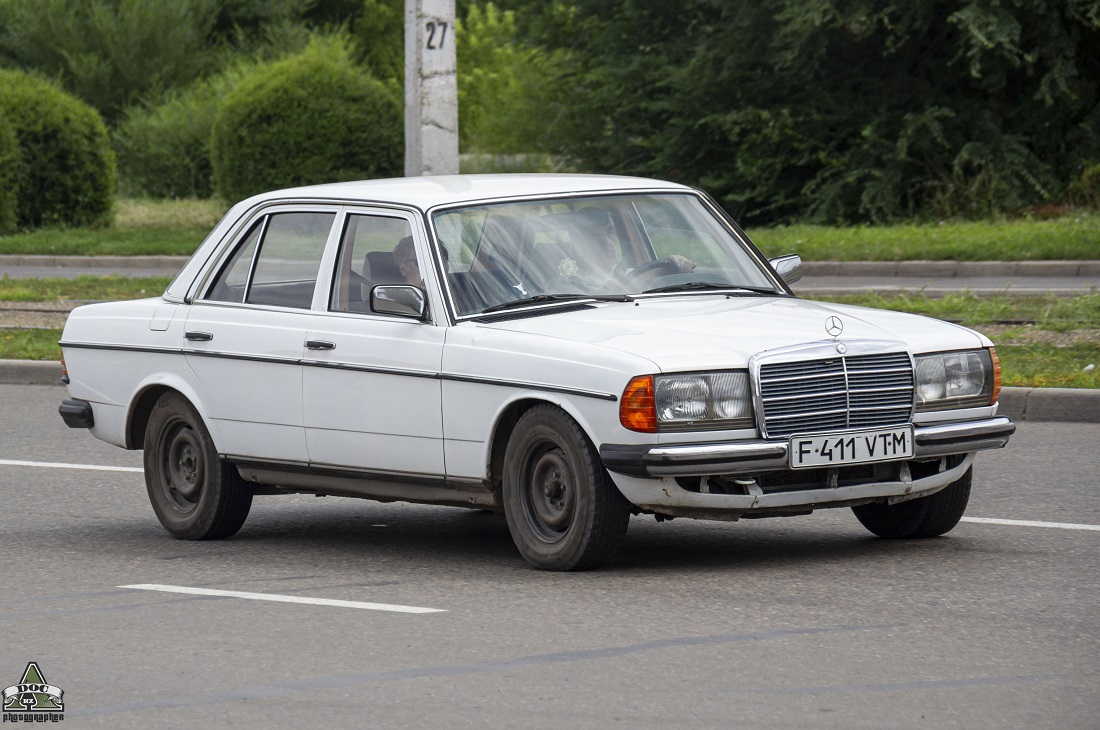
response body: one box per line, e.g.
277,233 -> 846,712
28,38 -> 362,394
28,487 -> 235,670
789,426 -> 914,469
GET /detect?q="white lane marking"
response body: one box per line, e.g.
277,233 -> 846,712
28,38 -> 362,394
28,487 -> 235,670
120,584 -> 446,614
0,459 -> 143,473
962,516 -> 1100,532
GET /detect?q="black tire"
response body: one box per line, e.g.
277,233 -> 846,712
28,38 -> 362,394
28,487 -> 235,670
502,405 -> 631,570
853,467 -> 972,539
143,392 -> 252,540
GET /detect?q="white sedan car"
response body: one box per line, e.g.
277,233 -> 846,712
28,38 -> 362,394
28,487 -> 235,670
58,175 -> 1015,570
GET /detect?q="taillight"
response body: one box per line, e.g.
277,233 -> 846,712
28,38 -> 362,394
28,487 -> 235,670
620,375 -> 657,433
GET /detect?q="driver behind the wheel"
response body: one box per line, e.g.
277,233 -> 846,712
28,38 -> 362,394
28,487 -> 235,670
569,207 -> 623,290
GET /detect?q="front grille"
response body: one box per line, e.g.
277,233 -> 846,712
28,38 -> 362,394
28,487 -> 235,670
758,352 -> 913,438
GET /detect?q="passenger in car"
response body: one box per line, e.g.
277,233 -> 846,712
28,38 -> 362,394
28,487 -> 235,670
393,235 -> 422,288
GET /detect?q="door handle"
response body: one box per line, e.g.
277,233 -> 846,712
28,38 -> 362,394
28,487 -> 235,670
184,331 -> 213,341
305,340 -> 336,351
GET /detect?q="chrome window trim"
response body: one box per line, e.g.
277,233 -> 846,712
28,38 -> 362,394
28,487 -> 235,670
241,214 -> 269,302
186,199 -> 423,305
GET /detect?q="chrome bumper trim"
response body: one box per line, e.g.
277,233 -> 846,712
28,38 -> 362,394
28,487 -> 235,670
600,416 -> 1014,478
608,454 -> 976,520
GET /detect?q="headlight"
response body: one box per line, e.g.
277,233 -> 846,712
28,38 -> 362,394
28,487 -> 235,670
620,371 -> 754,432
915,348 -> 1000,411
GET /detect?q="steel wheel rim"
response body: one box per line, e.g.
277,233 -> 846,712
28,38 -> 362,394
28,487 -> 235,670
521,445 -> 575,544
162,421 -> 203,511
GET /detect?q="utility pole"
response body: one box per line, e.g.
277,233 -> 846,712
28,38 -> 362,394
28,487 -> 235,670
405,0 -> 459,176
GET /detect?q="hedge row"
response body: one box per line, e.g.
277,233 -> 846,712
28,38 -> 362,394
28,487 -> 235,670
117,37 -> 402,203
0,69 -> 116,232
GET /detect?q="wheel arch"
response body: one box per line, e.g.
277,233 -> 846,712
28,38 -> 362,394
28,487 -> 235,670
126,378 -> 214,450
485,395 -> 604,501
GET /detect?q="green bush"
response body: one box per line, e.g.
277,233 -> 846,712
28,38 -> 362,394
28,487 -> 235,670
0,114 -> 20,232
114,89 -> 219,199
211,39 -> 402,202
0,69 -> 116,229
114,63 -> 262,199
1069,164 -> 1100,211
114,27 -> 326,199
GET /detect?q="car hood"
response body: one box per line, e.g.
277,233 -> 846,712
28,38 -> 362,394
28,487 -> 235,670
478,295 -> 987,372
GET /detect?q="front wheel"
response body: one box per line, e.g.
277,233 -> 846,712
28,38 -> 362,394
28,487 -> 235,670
502,405 -> 631,570
852,467 -> 972,539
143,392 -> 252,540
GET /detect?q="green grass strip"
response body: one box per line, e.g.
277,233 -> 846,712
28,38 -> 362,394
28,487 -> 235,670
747,213 -> 1100,261
0,227 -> 209,257
811,293 -> 1100,330
0,328 -> 62,361
998,342 -> 1100,388
9,335 -> 1096,392
0,275 -> 173,302
1,196 -> 1097,260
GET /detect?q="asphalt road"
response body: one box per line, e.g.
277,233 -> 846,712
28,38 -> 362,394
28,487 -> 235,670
2,384 -> 1097,728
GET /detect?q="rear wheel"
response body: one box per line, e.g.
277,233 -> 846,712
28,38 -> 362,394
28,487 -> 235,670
502,405 -> 630,570
852,467 -> 972,539
143,392 -> 252,539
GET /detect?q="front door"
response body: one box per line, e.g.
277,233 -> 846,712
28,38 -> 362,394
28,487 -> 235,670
302,211 -> 447,477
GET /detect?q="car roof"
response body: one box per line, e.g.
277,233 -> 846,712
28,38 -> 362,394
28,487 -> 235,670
240,173 -> 691,210
166,174 -> 695,302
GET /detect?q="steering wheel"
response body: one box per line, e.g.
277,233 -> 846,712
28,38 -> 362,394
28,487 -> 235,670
619,258 -> 682,286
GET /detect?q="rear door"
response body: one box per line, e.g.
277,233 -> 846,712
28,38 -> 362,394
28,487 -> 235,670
185,207 -> 338,463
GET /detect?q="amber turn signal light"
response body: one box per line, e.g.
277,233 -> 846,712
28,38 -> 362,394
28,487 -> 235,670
989,346 -> 1001,404
620,375 -> 657,433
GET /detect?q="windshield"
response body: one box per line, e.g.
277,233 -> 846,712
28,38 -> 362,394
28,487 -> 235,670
431,193 -> 778,317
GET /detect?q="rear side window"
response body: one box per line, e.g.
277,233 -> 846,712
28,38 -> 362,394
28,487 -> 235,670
205,211 -> 336,309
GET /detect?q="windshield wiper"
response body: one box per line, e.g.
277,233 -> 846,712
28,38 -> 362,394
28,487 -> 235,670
642,282 -> 780,295
479,293 -> 633,315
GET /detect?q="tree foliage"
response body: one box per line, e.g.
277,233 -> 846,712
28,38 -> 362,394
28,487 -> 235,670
457,3 -> 572,153
0,0 -> 223,123
354,0 -> 404,80
524,0 -> 1100,223
0,113 -> 19,232
0,0 -> 350,124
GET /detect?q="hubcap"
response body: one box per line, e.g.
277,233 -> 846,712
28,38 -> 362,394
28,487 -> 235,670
164,424 -> 203,507
524,447 -> 575,542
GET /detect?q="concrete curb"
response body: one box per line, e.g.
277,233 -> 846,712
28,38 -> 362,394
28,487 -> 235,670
995,386 -> 1100,423
0,359 -> 64,385
4,359 -> 1096,423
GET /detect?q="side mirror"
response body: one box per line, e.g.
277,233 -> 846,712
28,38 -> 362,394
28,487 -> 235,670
370,285 -> 428,319
768,254 -> 802,285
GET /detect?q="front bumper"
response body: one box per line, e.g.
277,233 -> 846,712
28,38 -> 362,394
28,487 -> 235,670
598,417 -> 1013,520
600,416 -> 1015,479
